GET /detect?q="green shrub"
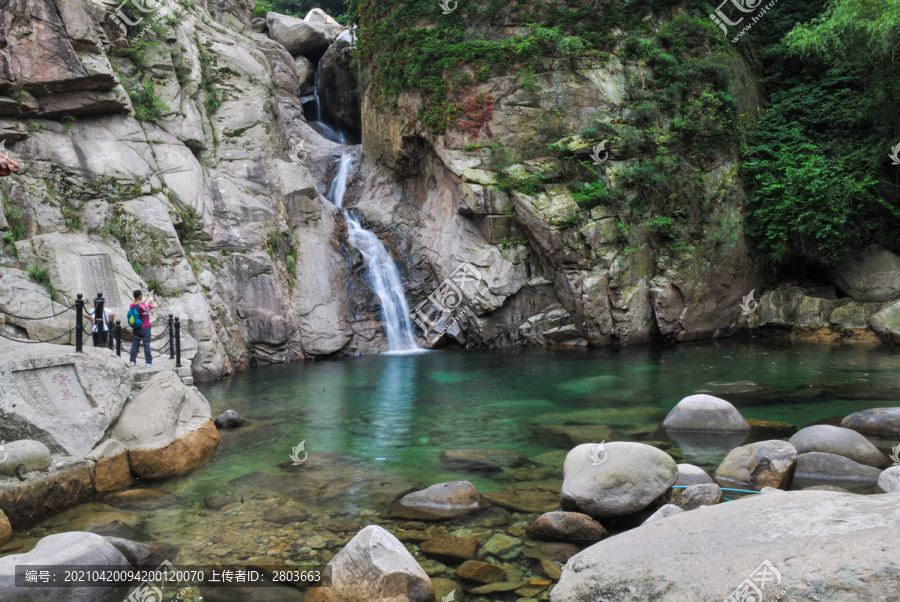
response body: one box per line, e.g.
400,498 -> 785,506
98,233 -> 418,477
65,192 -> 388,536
127,77 -> 170,122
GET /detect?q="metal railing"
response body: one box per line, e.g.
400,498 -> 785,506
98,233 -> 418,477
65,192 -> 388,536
3,291 -> 181,367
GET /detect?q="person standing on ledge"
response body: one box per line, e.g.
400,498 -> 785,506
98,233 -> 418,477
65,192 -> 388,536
128,290 -> 156,367
86,304 -> 115,348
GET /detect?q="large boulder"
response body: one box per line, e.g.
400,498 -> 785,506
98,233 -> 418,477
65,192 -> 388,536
876,466 -> 900,493
109,370 -> 220,479
266,12 -> 330,56
553,490 -> 900,601
318,30 -> 361,133
0,510 -> 10,546
0,440 -> 51,476
560,442 -> 677,519
714,440 -> 798,490
304,8 -> 344,40
674,463 -> 714,486
662,394 -> 750,432
841,407 -> 900,437
0,532 -> 147,600
384,480 -> 489,520
304,525 -> 434,602
0,341 -> 132,457
831,244 -> 900,302
794,452 -> 883,483
789,425 -> 886,467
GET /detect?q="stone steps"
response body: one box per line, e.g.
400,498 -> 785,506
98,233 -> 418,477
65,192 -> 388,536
130,358 -> 193,390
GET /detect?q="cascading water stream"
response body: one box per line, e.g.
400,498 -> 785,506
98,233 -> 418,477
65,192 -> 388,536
329,153 -> 420,353
307,71 -> 347,144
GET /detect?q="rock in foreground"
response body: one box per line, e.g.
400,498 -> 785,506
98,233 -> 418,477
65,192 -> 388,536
526,511 -> 608,544
789,425 -> 886,467
305,525 -> 434,602
0,532 -> 149,600
714,440 -> 797,490
384,480 -> 488,520
560,442 -> 677,519
553,491 -> 900,601
662,394 -> 750,432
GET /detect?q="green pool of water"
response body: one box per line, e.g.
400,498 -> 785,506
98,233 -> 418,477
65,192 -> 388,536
15,340 -> 900,600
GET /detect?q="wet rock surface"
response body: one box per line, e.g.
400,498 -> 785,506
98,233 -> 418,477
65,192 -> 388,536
663,394 -> 751,432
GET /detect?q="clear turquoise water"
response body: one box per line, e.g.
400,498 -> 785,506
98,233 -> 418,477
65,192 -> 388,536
180,339 -> 900,499
14,340 -> 900,601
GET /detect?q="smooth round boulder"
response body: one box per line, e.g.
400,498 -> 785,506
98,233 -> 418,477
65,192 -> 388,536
265,12 -> 330,56
675,463 -> 714,486
560,442 -> 677,519
213,409 -> 246,429
841,407 -> 900,437
0,510 -> 10,546
0,440 -> 51,476
526,511 -> 608,544
876,466 -> 900,493
714,440 -> 797,490
304,526 -> 434,601
831,244 -> 900,302
384,481 -> 489,520
795,452 -> 883,482
789,425 -> 886,467
672,484 -> 723,511
662,394 -> 750,432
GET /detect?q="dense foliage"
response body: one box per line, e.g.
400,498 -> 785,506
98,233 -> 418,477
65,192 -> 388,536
741,0 -> 900,269
252,0 -> 348,20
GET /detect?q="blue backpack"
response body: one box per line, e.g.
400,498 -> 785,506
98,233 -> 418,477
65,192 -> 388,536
126,305 -> 142,329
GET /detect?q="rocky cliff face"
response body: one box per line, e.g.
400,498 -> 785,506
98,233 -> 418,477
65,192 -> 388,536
4,0 -> 865,379
351,8 -> 764,349
0,0 -> 372,378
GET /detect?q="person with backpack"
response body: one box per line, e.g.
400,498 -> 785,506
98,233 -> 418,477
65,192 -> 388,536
127,290 -> 156,366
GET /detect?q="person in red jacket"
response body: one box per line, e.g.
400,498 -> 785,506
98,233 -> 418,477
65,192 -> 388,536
0,146 -> 20,177
128,290 -> 157,366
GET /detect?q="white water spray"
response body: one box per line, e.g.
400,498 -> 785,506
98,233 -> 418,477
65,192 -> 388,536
329,154 -> 419,352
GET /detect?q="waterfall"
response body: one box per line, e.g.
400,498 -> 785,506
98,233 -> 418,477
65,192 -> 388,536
329,154 -> 420,353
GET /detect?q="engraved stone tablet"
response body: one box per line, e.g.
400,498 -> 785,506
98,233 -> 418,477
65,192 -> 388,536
80,254 -> 120,307
12,364 -> 93,416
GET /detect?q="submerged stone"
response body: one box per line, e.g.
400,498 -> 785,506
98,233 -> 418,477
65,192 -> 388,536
385,480 -> 488,521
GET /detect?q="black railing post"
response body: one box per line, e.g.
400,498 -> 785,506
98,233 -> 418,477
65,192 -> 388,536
174,316 -> 182,368
168,314 -> 175,359
115,320 -> 122,357
95,293 -> 104,349
75,293 -> 84,352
